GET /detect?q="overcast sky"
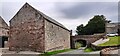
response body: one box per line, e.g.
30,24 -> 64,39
0,0 -> 119,35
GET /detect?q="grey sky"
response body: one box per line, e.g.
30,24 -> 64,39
56,2 -> 118,19
0,0 -> 119,35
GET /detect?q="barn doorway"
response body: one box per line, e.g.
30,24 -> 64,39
0,36 -> 8,48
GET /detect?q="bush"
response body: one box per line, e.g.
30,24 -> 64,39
75,42 -> 82,49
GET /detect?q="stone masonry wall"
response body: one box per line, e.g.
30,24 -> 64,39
71,35 -> 103,49
0,16 -> 9,36
9,4 -> 45,52
45,20 -> 70,52
100,47 -> 119,56
0,27 -> 8,36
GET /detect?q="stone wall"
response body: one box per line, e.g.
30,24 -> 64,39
0,27 -> 8,36
9,4 -> 45,52
91,43 -> 120,50
71,35 -> 103,49
100,47 -> 119,56
0,16 -> 9,36
44,20 -> 70,52
9,3 -> 71,52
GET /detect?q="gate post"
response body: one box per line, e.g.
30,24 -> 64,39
86,41 -> 91,47
70,36 -> 76,49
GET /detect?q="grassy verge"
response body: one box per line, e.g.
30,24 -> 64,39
40,49 -> 73,56
84,47 -> 94,52
98,36 -> 120,46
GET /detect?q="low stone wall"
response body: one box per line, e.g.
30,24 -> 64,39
91,43 -> 120,50
100,47 -> 119,56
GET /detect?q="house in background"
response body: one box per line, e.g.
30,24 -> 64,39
9,3 -> 70,52
106,22 -> 120,34
0,16 -> 9,48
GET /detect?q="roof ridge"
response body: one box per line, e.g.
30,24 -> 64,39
26,3 -> 69,31
9,3 -> 69,31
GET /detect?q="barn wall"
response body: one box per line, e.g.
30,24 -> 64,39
44,20 -> 70,52
0,27 -> 8,36
9,4 -> 45,52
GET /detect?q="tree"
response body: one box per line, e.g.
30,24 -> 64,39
76,24 -> 84,35
76,15 -> 106,35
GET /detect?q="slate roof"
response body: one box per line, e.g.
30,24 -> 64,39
36,10 -> 68,30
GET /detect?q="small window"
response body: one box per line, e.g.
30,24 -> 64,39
51,25 -> 53,28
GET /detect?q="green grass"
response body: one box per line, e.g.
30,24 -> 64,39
40,49 -> 73,56
84,47 -> 94,52
75,42 -> 82,49
98,36 -> 120,46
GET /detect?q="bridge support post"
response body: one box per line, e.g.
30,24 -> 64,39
86,41 -> 91,47
70,39 -> 76,49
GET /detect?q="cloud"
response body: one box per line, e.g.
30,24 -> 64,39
53,2 -> 118,35
0,1 -> 118,35
55,2 -> 118,20
1,0 -> 119,2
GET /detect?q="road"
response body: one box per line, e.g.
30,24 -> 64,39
53,47 -> 100,56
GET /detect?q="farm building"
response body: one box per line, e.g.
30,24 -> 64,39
9,3 -> 70,52
0,16 -> 9,48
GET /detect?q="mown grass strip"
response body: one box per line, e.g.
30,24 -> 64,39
84,47 -> 94,52
98,36 -> 120,46
40,49 -> 73,56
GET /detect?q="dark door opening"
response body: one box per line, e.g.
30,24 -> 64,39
0,36 -> 8,48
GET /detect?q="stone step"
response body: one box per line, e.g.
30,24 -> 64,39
0,48 -> 9,53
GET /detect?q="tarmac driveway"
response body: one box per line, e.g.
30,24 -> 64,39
53,47 -> 100,56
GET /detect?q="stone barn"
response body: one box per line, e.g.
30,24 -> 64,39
106,23 -> 120,34
0,16 -> 9,48
9,3 -> 70,52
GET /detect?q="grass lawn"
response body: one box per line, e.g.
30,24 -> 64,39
40,49 -> 73,56
98,36 -> 120,46
84,47 -> 94,52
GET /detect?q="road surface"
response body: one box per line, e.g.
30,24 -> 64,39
53,47 -> 100,56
